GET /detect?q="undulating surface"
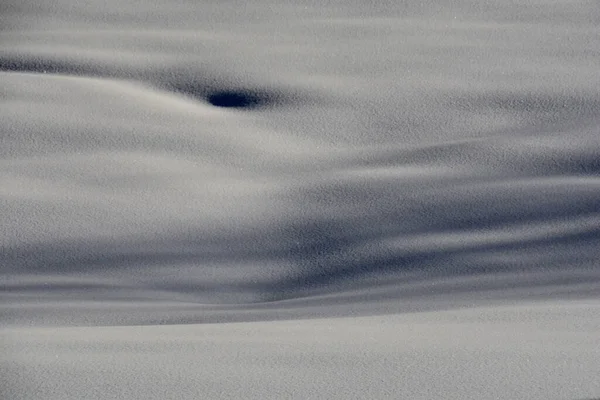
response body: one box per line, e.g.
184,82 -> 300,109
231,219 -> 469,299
1,0 -> 599,398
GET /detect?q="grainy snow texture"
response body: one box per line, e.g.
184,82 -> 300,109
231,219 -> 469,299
1,0 -> 600,399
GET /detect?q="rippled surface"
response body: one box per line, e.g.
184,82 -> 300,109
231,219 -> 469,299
1,1 -> 600,398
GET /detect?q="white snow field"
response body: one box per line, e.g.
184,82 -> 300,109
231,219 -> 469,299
1,0 -> 600,399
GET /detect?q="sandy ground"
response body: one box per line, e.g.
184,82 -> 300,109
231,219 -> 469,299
1,0 -> 600,398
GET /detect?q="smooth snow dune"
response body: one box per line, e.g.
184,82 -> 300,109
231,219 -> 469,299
2,300 -> 600,400
1,0 -> 600,398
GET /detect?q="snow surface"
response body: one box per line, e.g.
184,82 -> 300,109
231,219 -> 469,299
1,0 -> 600,398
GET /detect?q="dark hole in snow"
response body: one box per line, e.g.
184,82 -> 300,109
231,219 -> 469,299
207,90 -> 263,109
